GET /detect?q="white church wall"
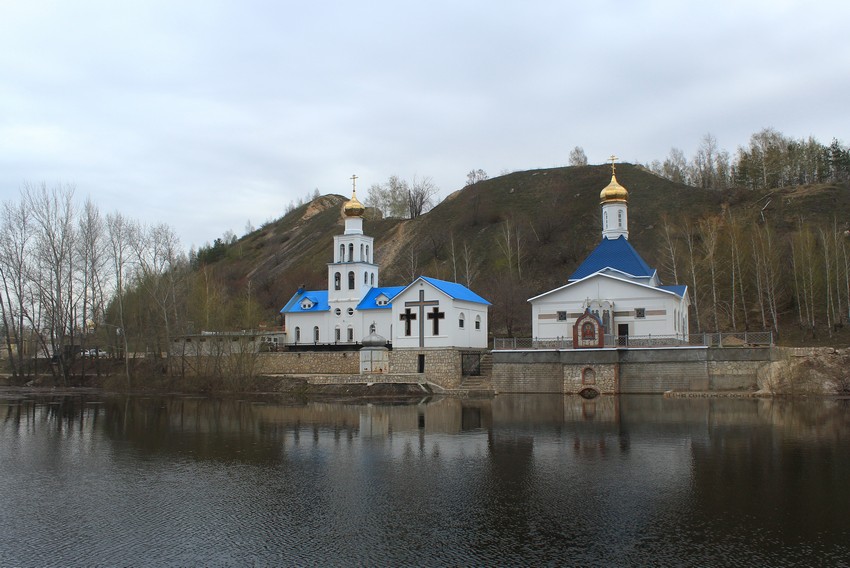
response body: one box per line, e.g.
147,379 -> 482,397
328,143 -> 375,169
531,276 -> 685,340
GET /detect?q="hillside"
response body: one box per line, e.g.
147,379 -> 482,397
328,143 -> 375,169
203,164 -> 850,340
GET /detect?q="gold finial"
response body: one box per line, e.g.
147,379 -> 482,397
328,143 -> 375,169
609,155 -> 618,175
344,175 -> 365,217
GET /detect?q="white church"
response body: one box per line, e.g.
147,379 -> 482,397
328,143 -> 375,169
280,182 -> 490,349
529,159 -> 690,344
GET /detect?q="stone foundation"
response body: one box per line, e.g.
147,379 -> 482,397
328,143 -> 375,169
492,347 -> 774,394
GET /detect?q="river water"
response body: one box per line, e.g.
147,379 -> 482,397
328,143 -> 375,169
1,391 -> 848,567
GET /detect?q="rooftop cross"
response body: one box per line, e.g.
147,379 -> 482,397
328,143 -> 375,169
609,155 -> 618,175
351,174 -> 358,194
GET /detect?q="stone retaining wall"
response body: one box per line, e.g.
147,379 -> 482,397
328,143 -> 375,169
492,347 -> 773,394
252,348 -> 469,390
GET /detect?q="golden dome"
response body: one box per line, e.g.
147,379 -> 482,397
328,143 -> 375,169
599,173 -> 628,204
343,189 -> 365,217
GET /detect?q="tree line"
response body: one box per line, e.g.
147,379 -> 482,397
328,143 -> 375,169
645,129 -> 850,191
0,183 -> 262,386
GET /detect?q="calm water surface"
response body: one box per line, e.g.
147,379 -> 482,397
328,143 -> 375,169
1,391 -> 849,566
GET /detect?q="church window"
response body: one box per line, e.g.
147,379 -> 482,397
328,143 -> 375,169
347,307 -> 354,315
334,272 -> 341,291
604,211 -> 608,229
313,326 -> 319,342
335,327 -> 341,342
348,271 -> 355,289
618,210 -> 623,228
364,272 -> 368,284
360,244 -> 364,261
347,327 -> 354,342
366,245 -> 370,262
557,311 -> 567,321
458,313 -> 465,328
335,308 -> 341,316
475,315 -> 481,330
294,327 -> 301,342
348,243 -> 354,262
635,308 -> 646,319
339,244 -> 344,262
370,273 -> 375,286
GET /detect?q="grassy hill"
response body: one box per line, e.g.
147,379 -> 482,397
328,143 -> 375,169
202,164 -> 850,341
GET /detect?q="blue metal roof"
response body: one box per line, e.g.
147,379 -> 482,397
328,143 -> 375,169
658,285 -> 688,298
357,286 -> 405,310
569,236 -> 655,281
419,276 -> 491,305
279,290 -> 329,313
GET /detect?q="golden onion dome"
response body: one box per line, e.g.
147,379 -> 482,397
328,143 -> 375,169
343,189 -> 365,217
599,173 -> 628,204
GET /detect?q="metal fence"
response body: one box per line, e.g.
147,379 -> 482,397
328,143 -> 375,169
493,331 -> 773,351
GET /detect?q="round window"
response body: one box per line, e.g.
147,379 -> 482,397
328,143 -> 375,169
334,308 -> 341,316
347,307 -> 354,315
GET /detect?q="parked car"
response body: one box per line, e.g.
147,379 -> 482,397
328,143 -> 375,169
84,348 -> 107,358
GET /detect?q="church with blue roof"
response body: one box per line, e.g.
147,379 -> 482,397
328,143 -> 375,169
280,181 -> 490,349
529,160 -> 690,343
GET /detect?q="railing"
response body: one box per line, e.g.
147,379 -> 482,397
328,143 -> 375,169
493,331 -> 773,351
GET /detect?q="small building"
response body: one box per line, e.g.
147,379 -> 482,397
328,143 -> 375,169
529,160 -> 690,344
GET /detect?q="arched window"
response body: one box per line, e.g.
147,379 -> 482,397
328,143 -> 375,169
366,245 -> 370,262
339,244 -> 345,262
458,313 -> 465,328
347,327 -> 354,342
364,272 -> 368,284
348,271 -> 355,289
335,327 -> 341,342
370,273 -> 375,286
360,244 -> 364,261
348,243 -> 354,262
618,210 -> 623,228
313,326 -> 319,342
475,315 -> 481,330
334,272 -> 341,291
294,327 -> 301,343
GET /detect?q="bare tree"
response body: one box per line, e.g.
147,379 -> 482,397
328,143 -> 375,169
568,146 -> 588,167
106,212 -> 134,385
24,183 -> 77,384
407,176 -> 439,219
365,176 -> 409,218
466,169 -> 488,186
0,199 -> 32,378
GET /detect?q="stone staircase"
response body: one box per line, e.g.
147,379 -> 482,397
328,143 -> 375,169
459,353 -> 493,395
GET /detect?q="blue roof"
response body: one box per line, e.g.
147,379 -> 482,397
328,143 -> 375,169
279,290 -> 329,313
419,276 -> 491,305
357,286 -> 405,310
569,236 -> 655,281
659,285 -> 688,298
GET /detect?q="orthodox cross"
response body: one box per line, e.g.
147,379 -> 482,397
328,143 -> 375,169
427,306 -> 445,336
351,174 -> 358,194
399,308 -> 416,336
404,288 -> 440,347
609,155 -> 618,175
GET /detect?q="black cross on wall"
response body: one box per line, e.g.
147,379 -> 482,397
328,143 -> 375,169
399,308 -> 416,336
427,306 -> 445,335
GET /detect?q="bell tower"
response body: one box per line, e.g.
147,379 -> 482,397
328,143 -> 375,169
327,175 -> 379,304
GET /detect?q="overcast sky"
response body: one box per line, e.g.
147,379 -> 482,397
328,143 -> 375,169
2,0 -> 847,249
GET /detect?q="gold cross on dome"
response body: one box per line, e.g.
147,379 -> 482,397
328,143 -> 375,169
350,174 -> 358,194
609,155 -> 618,175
